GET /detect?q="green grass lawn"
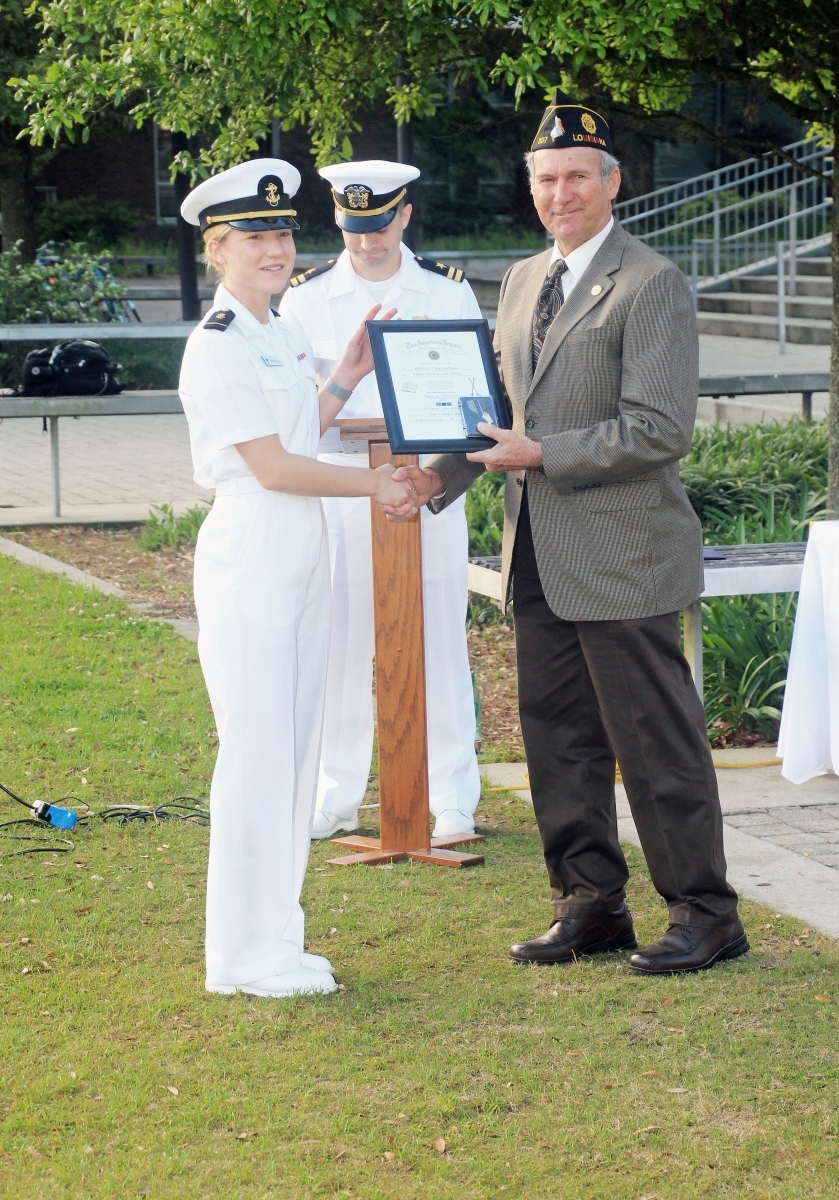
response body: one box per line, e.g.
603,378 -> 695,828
2,554 -> 838,1199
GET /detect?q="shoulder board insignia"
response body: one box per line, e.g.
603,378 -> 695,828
289,259 -> 338,288
414,255 -> 464,283
203,309 -> 235,332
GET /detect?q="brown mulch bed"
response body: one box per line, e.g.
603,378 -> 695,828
3,526 -> 196,621
467,624 -> 525,760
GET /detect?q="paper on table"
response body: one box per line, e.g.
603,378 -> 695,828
382,328 -> 492,441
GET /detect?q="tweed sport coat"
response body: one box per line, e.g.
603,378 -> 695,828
428,221 -> 704,622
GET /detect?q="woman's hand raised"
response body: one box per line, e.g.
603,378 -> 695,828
331,304 -> 398,393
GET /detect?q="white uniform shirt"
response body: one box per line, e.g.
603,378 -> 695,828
549,215 -> 614,300
280,243 -> 482,451
179,284 -> 319,489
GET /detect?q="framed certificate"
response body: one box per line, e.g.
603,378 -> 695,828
366,319 -> 510,454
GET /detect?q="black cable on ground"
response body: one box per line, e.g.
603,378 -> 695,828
0,782 -> 209,856
98,797 -> 209,826
0,817 -> 77,856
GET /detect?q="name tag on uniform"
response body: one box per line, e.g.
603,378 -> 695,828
260,354 -> 284,368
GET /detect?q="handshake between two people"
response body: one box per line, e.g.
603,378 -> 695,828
376,424 -> 546,521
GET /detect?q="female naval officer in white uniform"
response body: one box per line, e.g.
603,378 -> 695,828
179,160 -> 407,999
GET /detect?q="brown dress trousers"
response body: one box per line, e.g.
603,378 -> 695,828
512,489 -> 738,928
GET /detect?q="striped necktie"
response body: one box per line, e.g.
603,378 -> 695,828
531,258 -> 568,369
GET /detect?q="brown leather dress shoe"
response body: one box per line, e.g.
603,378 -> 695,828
510,904 -> 637,964
628,916 -> 748,975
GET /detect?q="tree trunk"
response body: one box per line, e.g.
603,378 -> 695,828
829,113 -> 839,517
171,132 -> 201,322
0,140 -> 37,259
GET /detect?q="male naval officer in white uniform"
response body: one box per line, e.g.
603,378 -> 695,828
280,160 -> 482,841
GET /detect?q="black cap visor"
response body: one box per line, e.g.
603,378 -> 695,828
335,207 -> 399,233
227,216 -> 300,231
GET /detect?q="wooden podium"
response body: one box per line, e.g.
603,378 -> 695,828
327,419 -> 485,869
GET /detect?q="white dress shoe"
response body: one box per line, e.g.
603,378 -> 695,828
207,967 -> 337,997
301,952 -> 334,973
432,808 -> 476,838
311,809 -> 358,840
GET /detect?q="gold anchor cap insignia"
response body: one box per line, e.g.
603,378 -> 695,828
344,185 -> 371,210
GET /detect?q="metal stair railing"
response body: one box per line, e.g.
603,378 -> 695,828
614,137 -> 833,288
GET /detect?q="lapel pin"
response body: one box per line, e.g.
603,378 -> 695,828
591,284 -> 603,295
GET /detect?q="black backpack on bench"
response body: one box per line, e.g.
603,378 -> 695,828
21,340 -> 124,397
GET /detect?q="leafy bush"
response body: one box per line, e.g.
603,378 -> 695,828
465,471 -> 505,557
0,241 -> 128,324
682,419 -> 828,531
139,502 -> 211,550
35,198 -> 142,252
703,592 -> 795,742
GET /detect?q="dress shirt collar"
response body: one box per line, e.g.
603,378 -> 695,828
213,283 -> 274,338
549,215 -> 614,297
326,241 -> 429,300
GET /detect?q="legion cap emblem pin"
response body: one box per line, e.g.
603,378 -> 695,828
581,112 -> 597,135
345,185 -> 371,210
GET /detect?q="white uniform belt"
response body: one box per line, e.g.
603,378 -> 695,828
215,476 -> 267,496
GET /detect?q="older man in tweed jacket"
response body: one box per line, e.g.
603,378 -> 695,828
388,91 -> 746,976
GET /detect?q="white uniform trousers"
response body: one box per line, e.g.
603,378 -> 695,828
195,487 -> 331,988
316,452 -> 480,822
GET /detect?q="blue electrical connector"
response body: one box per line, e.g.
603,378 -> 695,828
31,800 -> 79,830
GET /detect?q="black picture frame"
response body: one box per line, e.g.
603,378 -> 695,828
366,319 -> 510,454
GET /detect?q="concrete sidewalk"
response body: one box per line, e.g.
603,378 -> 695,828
481,749 -> 839,940
0,413 -> 211,527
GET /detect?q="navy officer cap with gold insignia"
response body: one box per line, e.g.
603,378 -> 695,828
531,88 -> 614,157
181,159 -> 301,233
318,160 -> 421,232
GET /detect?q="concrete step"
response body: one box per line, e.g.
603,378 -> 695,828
733,276 -> 831,298
697,312 -> 832,344
795,257 -> 832,277
699,293 -> 832,320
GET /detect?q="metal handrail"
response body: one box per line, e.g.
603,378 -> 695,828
617,137 -> 831,222
615,136 -> 833,289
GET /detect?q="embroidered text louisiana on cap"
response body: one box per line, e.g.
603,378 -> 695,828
530,88 -> 614,156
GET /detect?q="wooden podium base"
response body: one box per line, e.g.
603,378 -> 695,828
325,419 -> 485,872
327,832 -> 485,869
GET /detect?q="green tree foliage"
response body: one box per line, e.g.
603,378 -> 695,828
11,1 -> 511,175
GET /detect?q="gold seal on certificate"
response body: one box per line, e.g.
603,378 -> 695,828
366,319 -> 510,453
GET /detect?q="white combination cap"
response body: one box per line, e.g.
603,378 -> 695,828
318,159 -> 420,231
181,159 -> 302,232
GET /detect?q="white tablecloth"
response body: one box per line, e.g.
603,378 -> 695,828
778,522 -> 839,783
